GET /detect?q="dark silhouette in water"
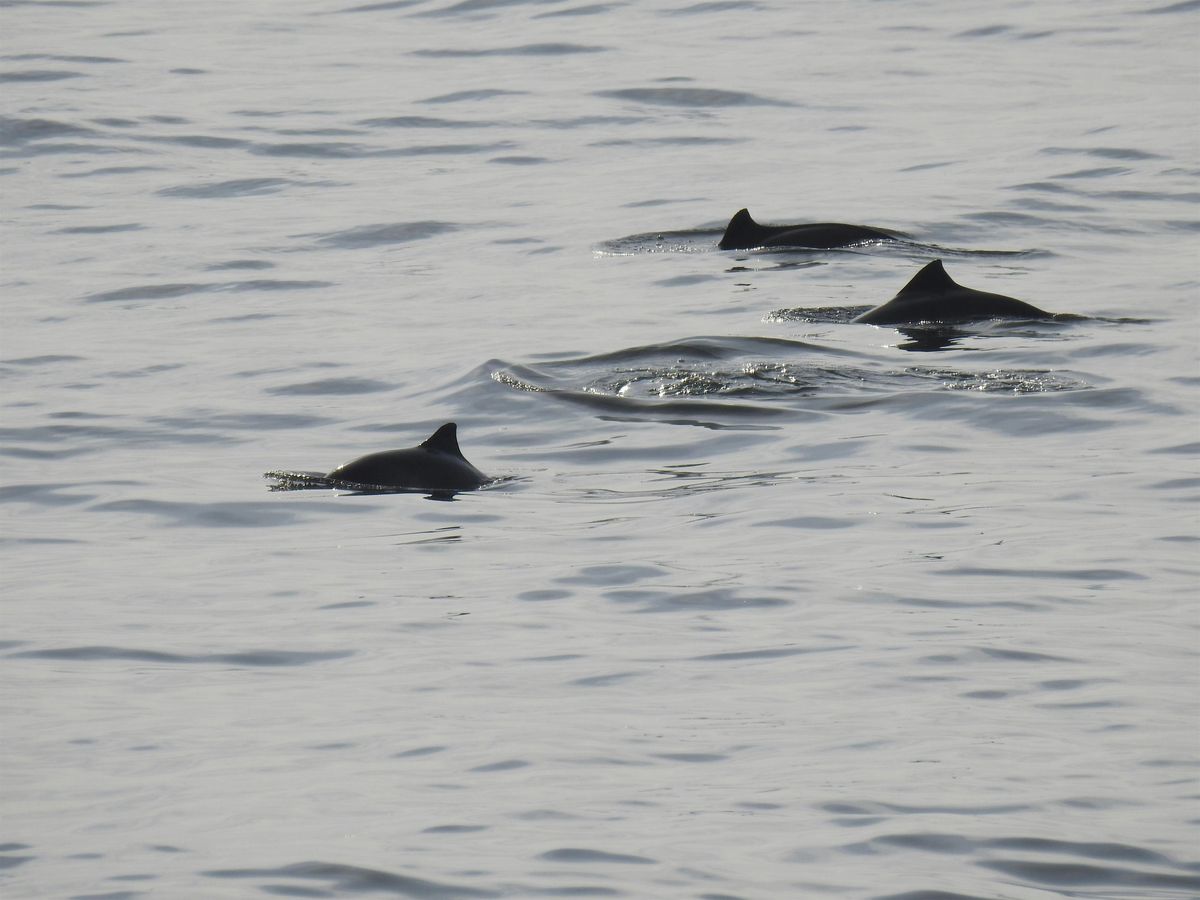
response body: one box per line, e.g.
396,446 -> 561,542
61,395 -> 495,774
718,208 -> 900,250
854,259 -> 1051,325
324,422 -> 487,490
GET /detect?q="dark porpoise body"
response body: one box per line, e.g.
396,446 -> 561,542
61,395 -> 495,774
718,208 -> 900,251
854,259 -> 1051,326
327,422 -> 488,491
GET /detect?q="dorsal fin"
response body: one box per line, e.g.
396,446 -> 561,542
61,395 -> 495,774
718,208 -> 761,249
421,422 -> 464,458
898,259 -> 956,295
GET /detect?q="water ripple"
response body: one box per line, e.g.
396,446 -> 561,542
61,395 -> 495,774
668,1 -> 764,13
2,53 -> 124,64
358,115 -> 490,129
54,223 -> 143,234
266,377 -> 394,396
158,177 -> 323,198
301,221 -> 459,248
418,89 -> 527,103
1142,0 -> 1200,12
539,848 -> 655,865
596,87 -> 791,107
87,498 -> 376,526
0,115 -> 95,145
1040,145 -> 1164,161
488,336 -> 1091,420
202,861 -> 499,898
85,280 -> 332,303
534,3 -> 616,16
413,43 -> 606,57
337,0 -> 426,12
0,69 -> 83,82
8,646 -> 352,666
420,0 -> 572,15
977,858 -> 1200,891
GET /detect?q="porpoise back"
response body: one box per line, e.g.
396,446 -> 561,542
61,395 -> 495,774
719,208 -> 898,251
854,259 -> 1051,325
326,422 -> 488,491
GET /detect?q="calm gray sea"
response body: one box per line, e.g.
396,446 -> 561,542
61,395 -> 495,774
2,1 -> 1198,898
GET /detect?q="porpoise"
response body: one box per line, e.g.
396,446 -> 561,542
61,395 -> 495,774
854,259 -> 1051,325
719,208 -> 900,250
326,422 -> 488,491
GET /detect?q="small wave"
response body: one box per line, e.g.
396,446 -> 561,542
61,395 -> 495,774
301,220 -> 459,248
1041,145 -> 1164,161
0,140 -> 146,158
158,177 -> 311,198
0,69 -> 83,82
605,586 -> 790,613
1,52 -> 122,63
597,86 -> 790,107
823,800 -> 1034,818
358,114 -> 488,128
266,377 -> 394,396
419,0 -> 569,15
262,470 -> 335,491
205,259 -> 273,270
412,43 -> 607,56
936,566 -> 1145,582
905,366 -> 1091,394
152,412 -> 329,432
137,133 -> 247,149
337,0 -> 424,12
1007,196 -> 1097,213
865,832 -> 1200,898
540,847 -> 654,864
250,140 -> 512,158
245,140 -> 365,157
60,165 -> 164,178
89,497 -> 378,525
54,223 -> 143,234
0,115 -> 95,145
488,337 -> 1089,417
536,4 -> 618,17
979,859 -> 1200,891
667,1 -> 764,13
581,363 -> 866,400
1142,0 -> 1200,12
418,88 -> 527,103
7,646 -> 352,666
594,227 -> 721,255
1053,165 -> 1132,179
489,155 -> 547,165
84,280 -> 332,303
766,306 -> 867,324
470,758 -> 528,772
2,354 -> 85,366
202,862 -> 498,898
0,482 -> 98,506
957,24 -> 1013,37
591,135 -> 744,147
693,644 -> 851,662
534,114 -> 647,128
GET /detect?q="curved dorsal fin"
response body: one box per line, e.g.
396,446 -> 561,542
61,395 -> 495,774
898,259 -> 956,295
421,422 -> 464,458
718,208 -> 760,249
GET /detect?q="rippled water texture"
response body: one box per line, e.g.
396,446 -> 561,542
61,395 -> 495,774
3,1 -> 1198,898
